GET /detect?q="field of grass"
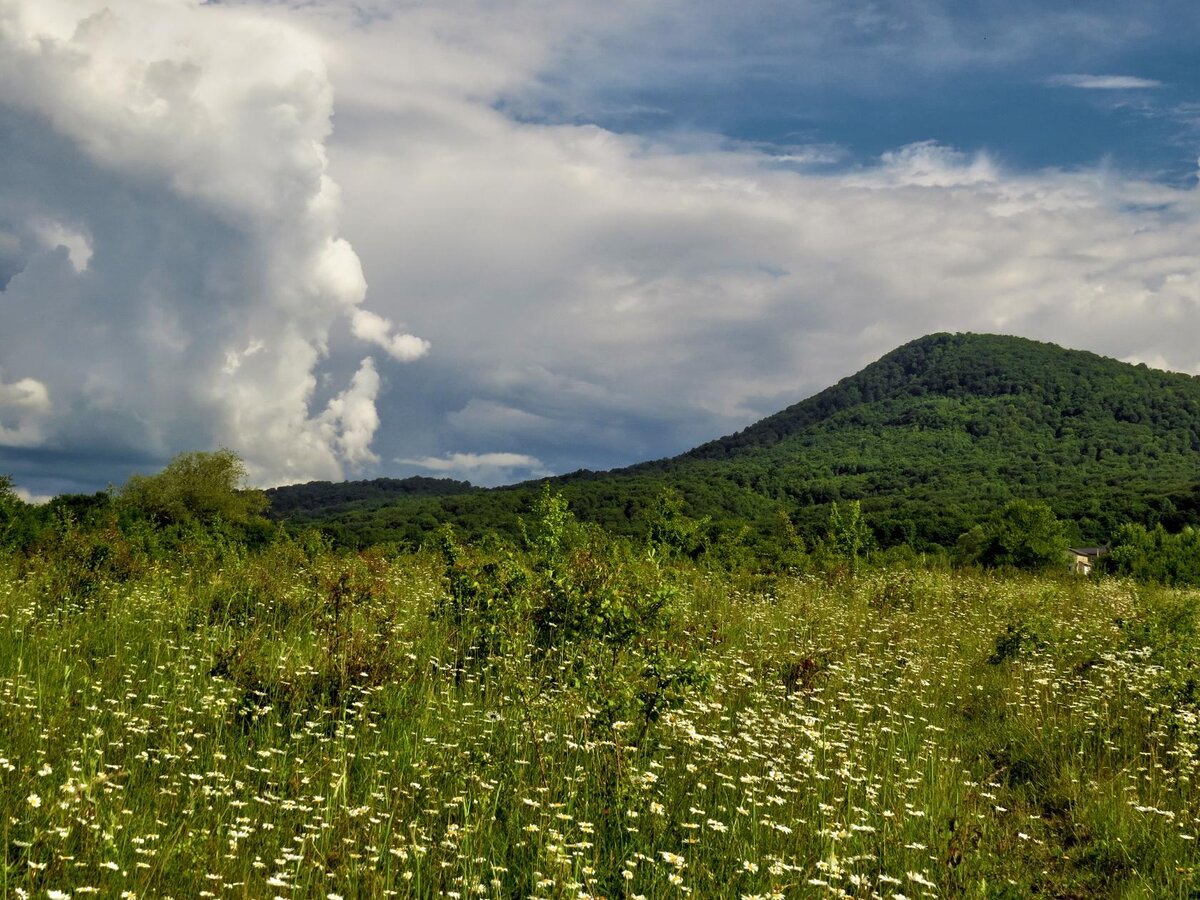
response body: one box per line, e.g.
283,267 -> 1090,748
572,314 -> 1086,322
1,542 -> 1199,898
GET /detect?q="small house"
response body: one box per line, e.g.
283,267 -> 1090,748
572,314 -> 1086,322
1067,546 -> 1108,576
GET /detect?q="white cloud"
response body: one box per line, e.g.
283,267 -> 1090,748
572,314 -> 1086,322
350,309 -> 430,362
4,0 -> 1200,494
0,373 -> 51,448
0,0 -> 427,486
13,487 -> 52,505
1047,74 -> 1164,90
0,375 -> 49,412
32,219 -> 92,272
328,39 -> 1200,467
320,356 -> 382,470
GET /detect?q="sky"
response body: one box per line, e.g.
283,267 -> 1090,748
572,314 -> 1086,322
2,0 -> 1200,498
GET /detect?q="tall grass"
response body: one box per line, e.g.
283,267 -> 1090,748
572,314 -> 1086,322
0,545 -> 1197,898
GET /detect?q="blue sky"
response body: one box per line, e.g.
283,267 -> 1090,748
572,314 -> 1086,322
2,1 -> 1200,497
516,1 -> 1200,181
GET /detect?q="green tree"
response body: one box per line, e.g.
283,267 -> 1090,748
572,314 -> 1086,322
0,474 -> 17,509
0,475 -> 22,546
957,499 -> 1066,570
1104,523 -> 1200,586
520,482 -> 581,571
827,500 -> 871,574
121,449 -> 267,527
646,488 -> 710,561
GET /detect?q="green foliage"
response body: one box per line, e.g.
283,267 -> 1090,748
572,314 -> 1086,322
957,499 -> 1067,570
0,474 -> 21,548
0,473 -> 16,506
264,475 -> 476,518
825,499 -> 872,573
521,487 -> 676,652
121,448 -> 268,528
3,537 -> 1199,897
1104,522 -> 1200,585
986,621 -> 1043,665
432,525 -> 530,672
520,482 -> 581,570
646,488 -> 711,561
275,333 -> 1200,554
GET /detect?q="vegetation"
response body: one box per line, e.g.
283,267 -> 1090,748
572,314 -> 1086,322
268,333 -> 1200,551
266,476 -> 476,518
122,448 -> 268,527
956,500 -> 1067,571
4,329 -> 1200,895
1,469 -> 1199,897
1103,523 -> 1200,586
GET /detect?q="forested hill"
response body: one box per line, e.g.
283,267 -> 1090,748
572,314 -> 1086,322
271,333 -> 1200,549
634,332 -> 1200,467
264,476 -> 476,518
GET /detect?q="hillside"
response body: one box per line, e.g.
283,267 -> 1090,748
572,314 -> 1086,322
272,333 -> 1200,548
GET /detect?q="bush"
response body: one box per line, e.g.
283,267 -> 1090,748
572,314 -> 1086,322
957,499 -> 1067,570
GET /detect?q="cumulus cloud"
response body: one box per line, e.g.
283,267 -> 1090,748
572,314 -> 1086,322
1047,74 -> 1164,90
0,373 -> 51,448
329,38 -> 1200,470
319,357 -> 382,470
0,0 -> 425,488
32,219 -> 92,272
350,309 -> 431,362
5,0 -> 1200,497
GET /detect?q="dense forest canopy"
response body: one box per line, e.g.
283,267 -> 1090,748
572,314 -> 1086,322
264,333 -> 1200,551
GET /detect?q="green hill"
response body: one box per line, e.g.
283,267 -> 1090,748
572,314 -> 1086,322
272,333 -> 1200,549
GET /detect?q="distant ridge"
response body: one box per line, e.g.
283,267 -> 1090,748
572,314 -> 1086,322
265,476 -> 476,519
645,332 -> 1199,466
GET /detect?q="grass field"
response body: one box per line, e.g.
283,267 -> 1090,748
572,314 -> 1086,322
1,544 -> 1198,898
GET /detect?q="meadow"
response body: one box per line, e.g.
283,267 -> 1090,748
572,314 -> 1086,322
1,517 -> 1199,900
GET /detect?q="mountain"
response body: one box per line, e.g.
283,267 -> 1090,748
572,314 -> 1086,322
270,333 -> 1200,549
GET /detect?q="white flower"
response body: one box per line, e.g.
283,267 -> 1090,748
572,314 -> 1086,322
26,793 -> 41,809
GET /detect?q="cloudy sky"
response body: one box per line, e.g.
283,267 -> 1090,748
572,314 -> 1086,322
2,0 -> 1200,497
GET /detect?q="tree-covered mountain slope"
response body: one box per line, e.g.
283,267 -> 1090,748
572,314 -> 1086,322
272,333 -> 1200,549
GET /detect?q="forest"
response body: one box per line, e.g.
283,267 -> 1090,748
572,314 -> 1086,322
266,334 -> 1200,554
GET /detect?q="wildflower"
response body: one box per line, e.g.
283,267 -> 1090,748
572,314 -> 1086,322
907,871 -> 936,888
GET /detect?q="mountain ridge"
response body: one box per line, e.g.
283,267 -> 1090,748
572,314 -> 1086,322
622,331 -> 1199,469
267,333 -> 1200,548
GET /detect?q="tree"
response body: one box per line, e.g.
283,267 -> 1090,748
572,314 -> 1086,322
957,499 -> 1066,570
121,449 -> 267,527
0,475 -> 20,540
827,500 -> 871,574
646,488 -> 710,561
1103,523 -> 1200,586
0,474 -> 17,508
